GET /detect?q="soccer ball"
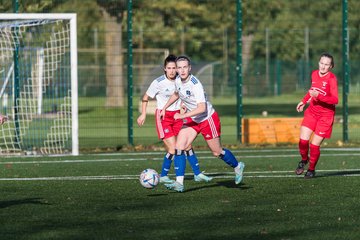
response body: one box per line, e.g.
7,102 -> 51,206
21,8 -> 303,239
139,168 -> 160,189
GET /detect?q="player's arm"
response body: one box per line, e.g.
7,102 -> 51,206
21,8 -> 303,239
174,102 -> 206,120
179,101 -> 187,114
316,77 -> 338,105
138,80 -> 159,126
160,92 -> 179,119
137,94 -> 151,127
297,71 -> 315,112
297,91 -> 311,112
174,83 -> 206,119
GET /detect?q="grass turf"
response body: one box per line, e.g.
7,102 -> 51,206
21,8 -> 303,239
0,148 -> 360,239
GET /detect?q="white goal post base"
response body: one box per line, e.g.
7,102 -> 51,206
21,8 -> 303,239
0,13 -> 78,156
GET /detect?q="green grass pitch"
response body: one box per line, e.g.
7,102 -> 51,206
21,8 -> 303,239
0,148 -> 360,239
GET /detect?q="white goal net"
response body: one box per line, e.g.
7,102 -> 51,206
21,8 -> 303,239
0,14 -> 78,155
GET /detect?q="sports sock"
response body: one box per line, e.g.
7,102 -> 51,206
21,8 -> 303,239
218,148 -> 239,168
160,152 -> 173,177
174,149 -> 186,185
299,139 -> 310,161
185,148 -> 201,175
308,144 -> 320,171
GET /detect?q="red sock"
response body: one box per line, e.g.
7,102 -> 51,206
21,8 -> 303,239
298,139 -> 309,161
309,144 -> 320,171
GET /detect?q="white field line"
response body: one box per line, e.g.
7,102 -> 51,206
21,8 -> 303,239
2,148 -> 359,160
1,152 -> 360,165
89,147 -> 360,155
0,149 -> 359,181
1,169 -> 360,181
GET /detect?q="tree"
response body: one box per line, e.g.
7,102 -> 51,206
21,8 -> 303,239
96,0 -> 127,107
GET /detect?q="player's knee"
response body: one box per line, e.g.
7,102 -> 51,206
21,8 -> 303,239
175,143 -> 186,151
212,150 -> 221,158
167,150 -> 175,155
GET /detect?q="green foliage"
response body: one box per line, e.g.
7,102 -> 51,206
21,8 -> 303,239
96,0 -> 126,22
54,1 -> 104,48
4,0 -> 360,62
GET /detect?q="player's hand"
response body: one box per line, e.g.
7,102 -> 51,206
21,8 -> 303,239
174,113 -> 185,120
160,109 -> 165,120
137,114 -> 146,127
180,103 -> 187,114
296,102 -> 305,112
0,115 -> 7,125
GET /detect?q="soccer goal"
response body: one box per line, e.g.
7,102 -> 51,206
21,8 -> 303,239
0,14 -> 78,156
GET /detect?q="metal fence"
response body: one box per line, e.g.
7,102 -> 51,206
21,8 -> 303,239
4,0 -> 360,151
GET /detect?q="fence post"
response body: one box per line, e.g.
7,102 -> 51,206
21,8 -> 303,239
236,0 -> 243,143
342,0 -> 349,143
127,0 -> 134,145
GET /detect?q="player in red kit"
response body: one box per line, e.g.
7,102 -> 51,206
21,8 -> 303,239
295,52 -> 338,178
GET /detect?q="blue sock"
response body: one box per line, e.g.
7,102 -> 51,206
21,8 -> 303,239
219,148 -> 239,168
186,148 -> 201,175
160,152 -> 173,177
174,149 -> 186,177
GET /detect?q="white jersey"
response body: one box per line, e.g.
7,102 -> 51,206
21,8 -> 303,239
146,74 -> 181,111
175,74 -> 215,123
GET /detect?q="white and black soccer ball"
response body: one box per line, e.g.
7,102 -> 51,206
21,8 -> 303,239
139,168 -> 159,189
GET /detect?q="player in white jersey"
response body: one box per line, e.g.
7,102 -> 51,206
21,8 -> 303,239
137,54 -> 212,184
161,55 -> 245,192
174,74 -> 215,124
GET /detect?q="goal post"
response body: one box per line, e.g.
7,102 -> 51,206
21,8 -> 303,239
0,13 -> 78,156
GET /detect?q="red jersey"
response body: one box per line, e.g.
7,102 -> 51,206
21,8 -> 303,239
301,70 -> 338,115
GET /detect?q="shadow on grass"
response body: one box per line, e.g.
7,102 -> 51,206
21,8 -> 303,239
0,198 -> 50,209
216,180 -> 251,189
180,180 -> 250,193
320,170 -> 360,178
147,193 -> 168,197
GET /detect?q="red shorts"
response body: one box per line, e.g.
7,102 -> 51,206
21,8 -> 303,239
155,109 -> 183,139
301,108 -> 335,138
183,112 -> 221,140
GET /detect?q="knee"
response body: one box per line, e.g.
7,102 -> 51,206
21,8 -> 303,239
212,150 -> 222,158
175,143 -> 186,151
175,141 -> 188,151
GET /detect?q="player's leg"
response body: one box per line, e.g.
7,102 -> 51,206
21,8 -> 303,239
174,127 -> 197,184
185,145 -> 213,182
202,112 -> 245,184
296,110 -> 317,175
184,146 -> 200,175
206,137 -> 245,184
173,117 -> 211,181
304,116 -> 333,178
155,109 -> 176,183
159,136 -> 176,183
296,126 -> 313,175
304,135 -> 323,179
165,127 -> 198,192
